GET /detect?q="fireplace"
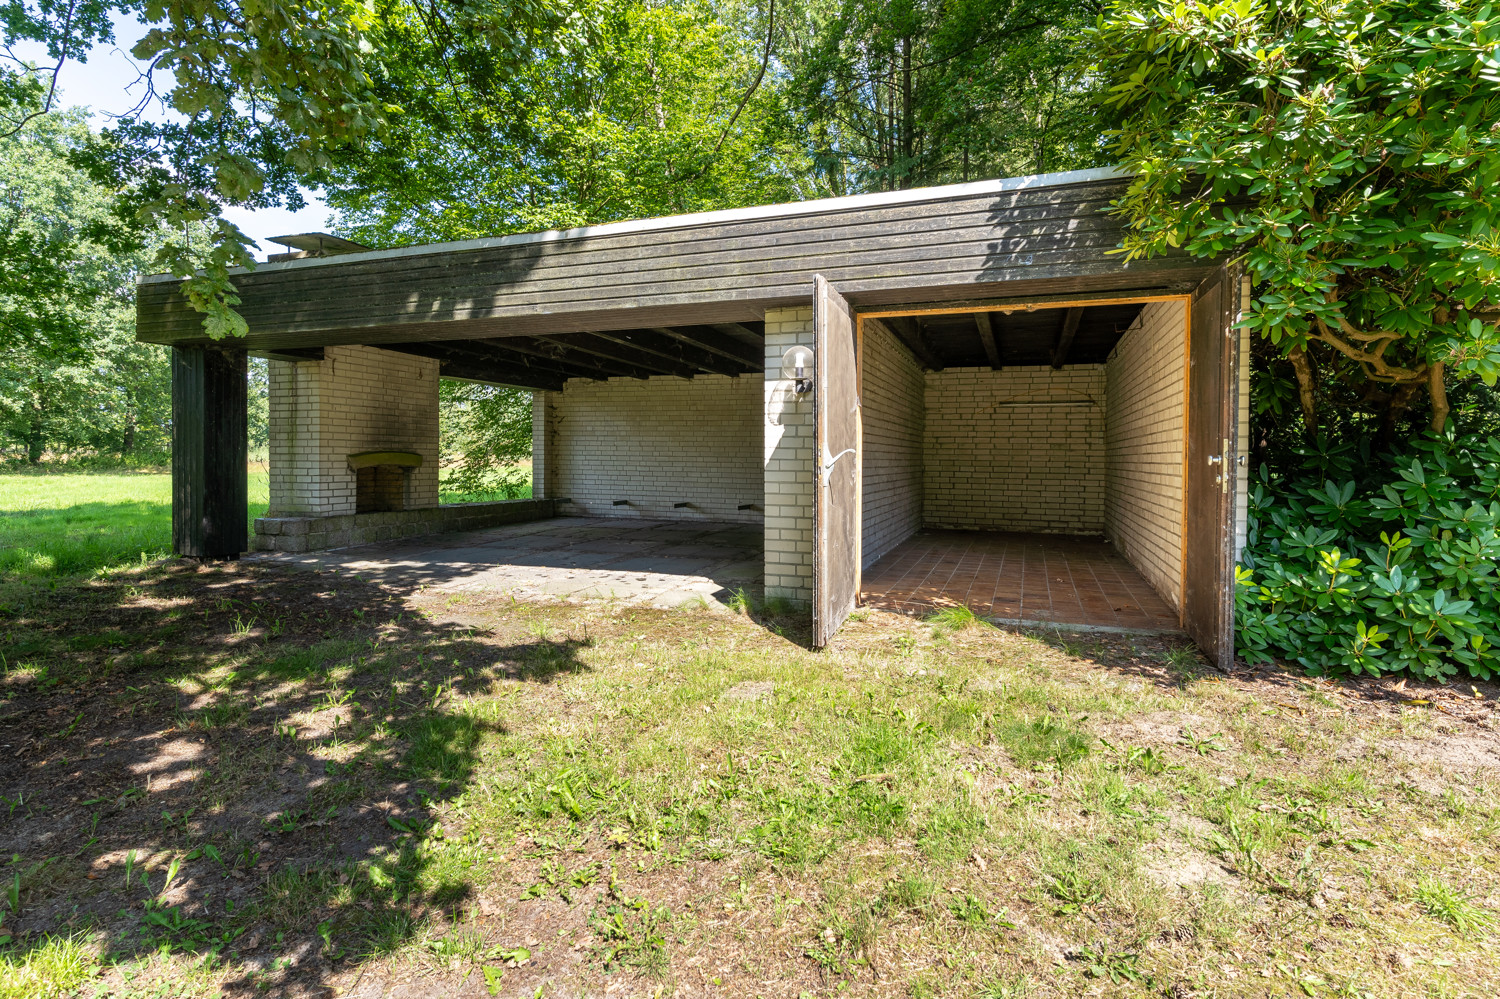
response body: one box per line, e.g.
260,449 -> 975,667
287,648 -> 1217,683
347,451 -> 424,514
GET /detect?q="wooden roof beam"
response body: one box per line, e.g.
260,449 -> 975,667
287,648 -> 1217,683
974,312 -> 1001,370
539,333 -> 698,379
427,339 -> 608,383
706,322 -> 767,348
652,326 -> 762,369
384,341 -> 589,386
878,316 -> 943,370
477,336 -> 653,380
1051,307 -> 1084,369
596,329 -> 744,377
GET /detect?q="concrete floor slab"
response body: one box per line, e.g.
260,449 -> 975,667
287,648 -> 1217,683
249,517 -> 763,610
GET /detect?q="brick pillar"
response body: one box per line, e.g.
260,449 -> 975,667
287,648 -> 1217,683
266,346 -> 440,518
530,390 -> 562,500
763,304 -> 816,606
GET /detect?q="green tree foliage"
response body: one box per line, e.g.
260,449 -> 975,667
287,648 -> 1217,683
1092,0 -> 1500,438
325,0 -> 799,244
0,108 -> 171,463
778,0 -> 1109,193
3,0 -> 570,334
438,381 -> 534,497
1092,1 -> 1500,678
1238,432 -> 1500,681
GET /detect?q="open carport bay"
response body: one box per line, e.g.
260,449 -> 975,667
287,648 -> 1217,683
251,517 -> 762,608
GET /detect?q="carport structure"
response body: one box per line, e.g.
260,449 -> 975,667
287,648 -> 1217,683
137,167 -> 1248,666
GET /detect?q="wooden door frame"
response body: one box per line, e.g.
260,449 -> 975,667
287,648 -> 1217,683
854,291 -> 1197,620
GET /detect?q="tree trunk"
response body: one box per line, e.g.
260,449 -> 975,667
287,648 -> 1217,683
900,34 -> 913,186
1378,382 -> 1418,448
1428,361 -> 1449,433
25,379 -> 44,464
1287,346 -> 1317,435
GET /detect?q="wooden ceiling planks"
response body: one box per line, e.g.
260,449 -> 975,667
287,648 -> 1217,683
377,321 -> 769,389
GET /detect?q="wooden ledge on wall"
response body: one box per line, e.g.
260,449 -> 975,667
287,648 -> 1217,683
346,451 -> 424,470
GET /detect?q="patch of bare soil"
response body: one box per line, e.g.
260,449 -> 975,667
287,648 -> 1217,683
1095,711 -> 1231,753
1139,842 -> 1235,892
1387,732 -> 1500,774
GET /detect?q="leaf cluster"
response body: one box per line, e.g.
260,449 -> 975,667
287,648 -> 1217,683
1237,430 -> 1500,680
1092,1 -> 1500,402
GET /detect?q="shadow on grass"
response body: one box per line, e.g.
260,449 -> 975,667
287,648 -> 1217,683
0,560 -> 588,995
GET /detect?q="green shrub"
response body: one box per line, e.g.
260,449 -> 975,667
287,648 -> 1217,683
1237,432 -> 1500,681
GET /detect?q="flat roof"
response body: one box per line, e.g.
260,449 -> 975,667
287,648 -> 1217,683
139,167 -> 1128,285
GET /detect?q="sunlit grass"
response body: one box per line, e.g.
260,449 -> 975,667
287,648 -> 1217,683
0,462 -> 536,578
0,933 -> 98,999
0,466 -> 268,577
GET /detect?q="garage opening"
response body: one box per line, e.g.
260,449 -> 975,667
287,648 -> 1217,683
857,299 -> 1189,632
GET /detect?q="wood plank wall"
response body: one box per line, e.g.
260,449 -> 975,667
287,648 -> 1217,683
138,176 -> 1210,351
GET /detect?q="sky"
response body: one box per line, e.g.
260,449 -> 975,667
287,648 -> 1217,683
6,13 -> 332,256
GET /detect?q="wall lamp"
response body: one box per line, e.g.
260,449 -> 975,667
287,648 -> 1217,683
781,345 -> 814,396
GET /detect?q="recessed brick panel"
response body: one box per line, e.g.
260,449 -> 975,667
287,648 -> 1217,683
545,374 -> 762,523
923,365 -> 1108,534
860,320 -> 925,566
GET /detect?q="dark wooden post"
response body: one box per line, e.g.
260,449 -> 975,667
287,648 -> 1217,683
172,346 -> 248,558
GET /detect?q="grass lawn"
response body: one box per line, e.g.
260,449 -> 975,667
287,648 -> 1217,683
0,468 -> 270,577
0,466 -> 529,578
0,562 -> 1496,998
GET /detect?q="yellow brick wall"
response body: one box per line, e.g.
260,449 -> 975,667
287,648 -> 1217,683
860,319 -> 925,566
268,345 -> 440,517
546,374 -> 761,523
923,366 -> 1108,534
1104,300 -> 1186,611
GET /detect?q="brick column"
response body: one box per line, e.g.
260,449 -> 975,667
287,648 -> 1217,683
530,391 -> 549,500
266,346 -> 439,518
763,305 -> 816,606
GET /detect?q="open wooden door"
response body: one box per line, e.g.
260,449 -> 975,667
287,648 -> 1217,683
1182,265 -> 1242,668
813,275 -> 861,648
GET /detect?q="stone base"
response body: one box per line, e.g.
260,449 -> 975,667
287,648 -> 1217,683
252,499 -> 556,554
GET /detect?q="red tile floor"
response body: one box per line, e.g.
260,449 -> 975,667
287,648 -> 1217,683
861,530 -> 1182,631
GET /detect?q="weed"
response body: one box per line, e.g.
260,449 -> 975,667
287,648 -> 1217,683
426,925 -> 486,963
1416,875 -> 1494,937
0,932 -> 97,999
948,892 -> 991,927
880,873 -> 936,913
590,896 -> 671,977
1075,946 -> 1154,987
1041,863 -> 1104,915
726,588 -> 754,615
927,605 -> 984,632
1123,744 -> 1173,774
1179,727 -> 1229,755
1162,645 -> 1201,672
